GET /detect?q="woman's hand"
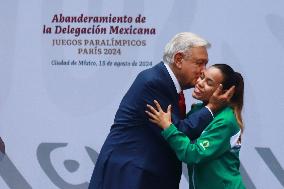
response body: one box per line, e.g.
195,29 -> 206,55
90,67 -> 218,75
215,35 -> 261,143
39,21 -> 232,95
146,100 -> 172,129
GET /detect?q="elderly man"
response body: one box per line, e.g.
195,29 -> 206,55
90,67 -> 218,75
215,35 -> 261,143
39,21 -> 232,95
88,32 -> 232,189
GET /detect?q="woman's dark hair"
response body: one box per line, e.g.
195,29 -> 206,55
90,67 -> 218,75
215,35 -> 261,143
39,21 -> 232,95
212,64 -> 244,132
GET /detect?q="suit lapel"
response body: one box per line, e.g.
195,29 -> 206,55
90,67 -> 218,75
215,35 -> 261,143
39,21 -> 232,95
155,62 -> 180,118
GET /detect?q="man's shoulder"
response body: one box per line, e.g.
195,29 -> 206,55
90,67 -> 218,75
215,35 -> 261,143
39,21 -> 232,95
135,62 -> 167,85
139,61 -> 164,75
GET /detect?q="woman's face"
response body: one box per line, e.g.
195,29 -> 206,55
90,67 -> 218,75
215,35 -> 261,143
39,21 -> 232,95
192,66 -> 224,102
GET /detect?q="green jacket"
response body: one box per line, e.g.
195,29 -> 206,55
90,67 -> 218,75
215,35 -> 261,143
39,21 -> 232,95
162,104 -> 245,189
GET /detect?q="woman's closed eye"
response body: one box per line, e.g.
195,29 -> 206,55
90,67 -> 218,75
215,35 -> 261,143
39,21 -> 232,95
206,79 -> 214,86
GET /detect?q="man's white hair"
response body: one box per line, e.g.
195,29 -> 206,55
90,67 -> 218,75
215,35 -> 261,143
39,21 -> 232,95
163,32 -> 211,64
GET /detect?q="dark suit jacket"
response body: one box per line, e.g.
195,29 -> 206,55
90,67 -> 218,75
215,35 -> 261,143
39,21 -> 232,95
88,62 -> 213,189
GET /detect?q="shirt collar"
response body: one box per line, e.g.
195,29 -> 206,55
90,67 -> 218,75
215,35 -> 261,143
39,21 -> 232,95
164,63 -> 182,94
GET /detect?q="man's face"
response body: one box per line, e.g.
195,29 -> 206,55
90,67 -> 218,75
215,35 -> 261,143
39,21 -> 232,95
177,47 -> 208,89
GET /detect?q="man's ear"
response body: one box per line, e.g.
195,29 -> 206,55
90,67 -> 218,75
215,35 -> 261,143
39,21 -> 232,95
173,52 -> 183,69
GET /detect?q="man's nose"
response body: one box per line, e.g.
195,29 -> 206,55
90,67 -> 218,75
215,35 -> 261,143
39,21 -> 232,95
200,64 -> 206,72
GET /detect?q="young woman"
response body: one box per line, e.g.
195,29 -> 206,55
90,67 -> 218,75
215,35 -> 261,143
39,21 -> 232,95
146,64 -> 245,189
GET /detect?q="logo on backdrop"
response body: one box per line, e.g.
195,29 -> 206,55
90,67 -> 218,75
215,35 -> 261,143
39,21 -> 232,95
0,144 -> 283,189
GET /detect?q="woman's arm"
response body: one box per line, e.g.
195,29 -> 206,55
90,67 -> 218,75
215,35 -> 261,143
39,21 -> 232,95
161,121 -> 231,164
146,101 -> 232,164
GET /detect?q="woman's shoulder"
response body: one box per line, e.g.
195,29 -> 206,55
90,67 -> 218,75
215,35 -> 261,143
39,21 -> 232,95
187,103 -> 204,115
211,107 -> 240,132
215,106 -> 235,120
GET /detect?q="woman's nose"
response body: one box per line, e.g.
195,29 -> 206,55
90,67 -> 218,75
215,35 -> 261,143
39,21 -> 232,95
198,79 -> 205,88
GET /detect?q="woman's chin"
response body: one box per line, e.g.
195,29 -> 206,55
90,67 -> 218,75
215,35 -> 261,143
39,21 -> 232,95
192,93 -> 203,101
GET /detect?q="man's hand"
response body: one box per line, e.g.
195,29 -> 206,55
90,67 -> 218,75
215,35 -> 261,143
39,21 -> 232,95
207,84 -> 235,113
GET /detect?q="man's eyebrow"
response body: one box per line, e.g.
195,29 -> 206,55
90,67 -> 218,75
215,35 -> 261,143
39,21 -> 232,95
196,58 -> 208,63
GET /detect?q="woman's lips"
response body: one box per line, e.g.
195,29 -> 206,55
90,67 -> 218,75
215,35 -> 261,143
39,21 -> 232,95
194,86 -> 203,95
